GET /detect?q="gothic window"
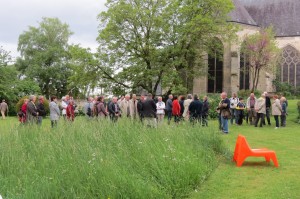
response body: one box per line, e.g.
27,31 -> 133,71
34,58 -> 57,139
240,51 -> 250,90
281,45 -> 300,88
207,39 -> 223,93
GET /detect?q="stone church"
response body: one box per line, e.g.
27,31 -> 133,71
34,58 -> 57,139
193,0 -> 300,94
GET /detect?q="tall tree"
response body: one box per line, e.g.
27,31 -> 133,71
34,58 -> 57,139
97,0 -> 236,95
242,27 -> 280,92
0,46 -> 11,67
16,17 -> 73,98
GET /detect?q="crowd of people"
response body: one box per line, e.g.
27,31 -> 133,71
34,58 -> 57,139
10,91 -> 288,131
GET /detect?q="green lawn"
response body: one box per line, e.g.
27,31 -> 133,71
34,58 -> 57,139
191,99 -> 300,199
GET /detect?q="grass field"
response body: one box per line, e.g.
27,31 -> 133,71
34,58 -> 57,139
0,100 -> 299,198
191,99 -> 300,199
0,115 -> 226,198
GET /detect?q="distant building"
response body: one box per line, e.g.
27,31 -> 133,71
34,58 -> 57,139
193,0 -> 300,94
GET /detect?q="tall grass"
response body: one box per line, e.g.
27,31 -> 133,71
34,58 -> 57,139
0,118 -> 227,198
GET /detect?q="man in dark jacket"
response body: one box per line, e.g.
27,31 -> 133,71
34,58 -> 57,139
188,94 -> 203,125
37,96 -> 46,125
108,97 -> 121,122
142,93 -> 157,128
137,95 -> 145,123
263,92 -> 271,125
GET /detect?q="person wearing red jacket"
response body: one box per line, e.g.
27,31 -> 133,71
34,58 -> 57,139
66,100 -> 75,122
172,96 -> 181,123
19,99 -> 29,123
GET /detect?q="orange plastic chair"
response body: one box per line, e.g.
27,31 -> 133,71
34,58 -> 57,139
233,135 -> 279,167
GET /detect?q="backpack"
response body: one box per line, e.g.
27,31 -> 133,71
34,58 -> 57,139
93,102 -> 99,117
87,103 -> 92,117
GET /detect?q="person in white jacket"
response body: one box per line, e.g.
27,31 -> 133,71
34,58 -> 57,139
156,96 -> 165,124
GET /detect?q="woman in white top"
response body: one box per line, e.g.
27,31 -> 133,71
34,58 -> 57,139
271,95 -> 282,129
156,96 -> 165,124
183,94 -> 193,121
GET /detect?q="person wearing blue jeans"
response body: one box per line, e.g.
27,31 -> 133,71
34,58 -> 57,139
218,92 -> 230,134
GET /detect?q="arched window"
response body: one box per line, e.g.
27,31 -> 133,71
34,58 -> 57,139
207,39 -> 223,93
281,45 -> 300,88
240,51 -> 250,90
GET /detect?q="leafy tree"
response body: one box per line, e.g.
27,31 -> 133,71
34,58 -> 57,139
97,0 -> 236,95
242,27 -> 280,92
68,45 -> 106,97
16,17 -> 73,98
0,46 -> 12,67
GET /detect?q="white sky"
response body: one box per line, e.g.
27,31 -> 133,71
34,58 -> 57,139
0,0 -> 107,59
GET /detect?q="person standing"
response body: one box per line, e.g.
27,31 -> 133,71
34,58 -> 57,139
156,96 -> 165,124
254,94 -> 266,127
166,94 -> 173,125
236,98 -> 246,125
19,99 -> 29,123
0,99 -> 8,119
84,97 -> 94,118
49,96 -> 60,128
188,94 -> 203,125
229,93 -> 239,125
96,96 -> 108,119
280,97 -> 287,127
137,95 -> 145,123
66,100 -> 75,122
271,95 -> 282,129
108,97 -> 121,122
183,94 -> 193,121
264,92 -> 271,125
218,92 -> 230,134
26,95 -> 39,124
120,94 -> 131,118
172,96 -> 181,124
142,94 -> 157,128
61,97 -> 68,120
37,96 -> 46,125
129,94 -> 139,120
179,96 -> 185,120
202,96 -> 209,126
246,93 -> 257,125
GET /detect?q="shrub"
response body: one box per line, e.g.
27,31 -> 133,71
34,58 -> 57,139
206,94 -> 221,119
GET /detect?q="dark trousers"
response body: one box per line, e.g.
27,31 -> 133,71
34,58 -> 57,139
174,115 -> 180,123
280,115 -> 286,127
263,107 -> 271,125
167,110 -> 172,124
274,115 -> 279,127
255,113 -> 265,127
190,114 -> 201,125
202,115 -> 208,126
51,120 -> 58,128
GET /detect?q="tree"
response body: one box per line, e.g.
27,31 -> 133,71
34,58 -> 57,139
242,27 -> 280,92
68,45 -> 102,97
16,17 -> 73,98
0,46 -> 11,67
97,0 -> 236,95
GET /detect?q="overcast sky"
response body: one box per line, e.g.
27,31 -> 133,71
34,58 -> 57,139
0,0 -> 107,59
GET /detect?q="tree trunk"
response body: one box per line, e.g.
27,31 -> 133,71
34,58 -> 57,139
254,68 -> 261,91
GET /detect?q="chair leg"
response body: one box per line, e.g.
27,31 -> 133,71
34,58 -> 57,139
236,155 -> 247,167
270,153 -> 279,167
265,156 -> 271,162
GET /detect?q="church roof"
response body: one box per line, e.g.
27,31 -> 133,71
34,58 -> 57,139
238,0 -> 300,37
229,0 -> 257,26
